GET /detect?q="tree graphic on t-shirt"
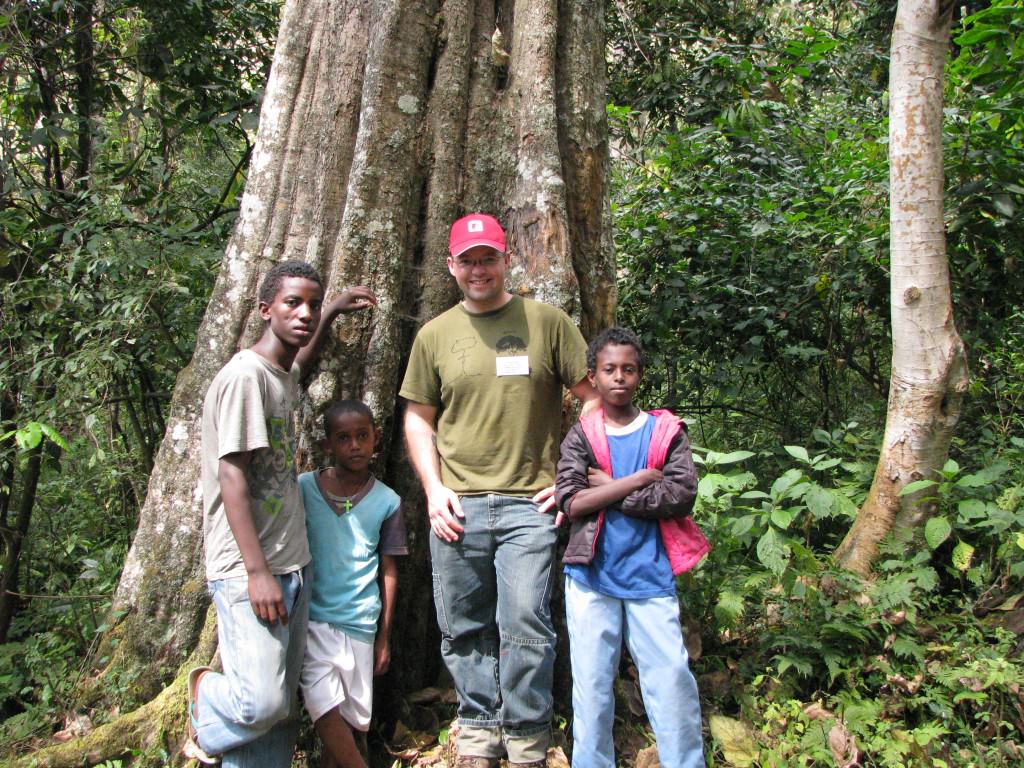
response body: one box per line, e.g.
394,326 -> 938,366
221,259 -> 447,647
450,336 -> 480,379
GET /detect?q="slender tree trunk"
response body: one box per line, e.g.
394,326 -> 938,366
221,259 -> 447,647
73,0 -> 94,184
834,0 -> 968,575
0,443 -> 44,644
32,1 -> 614,763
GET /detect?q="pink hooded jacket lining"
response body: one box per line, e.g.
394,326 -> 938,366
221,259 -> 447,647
579,408 -> 710,575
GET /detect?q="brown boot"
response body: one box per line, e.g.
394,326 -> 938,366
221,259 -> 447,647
508,762 -> 547,768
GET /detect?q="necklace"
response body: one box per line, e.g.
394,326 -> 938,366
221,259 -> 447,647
317,469 -> 373,516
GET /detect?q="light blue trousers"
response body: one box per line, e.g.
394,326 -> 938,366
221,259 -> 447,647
194,568 -> 310,767
565,577 -> 705,768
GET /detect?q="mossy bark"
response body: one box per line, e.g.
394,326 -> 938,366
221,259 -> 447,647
2,606 -> 218,768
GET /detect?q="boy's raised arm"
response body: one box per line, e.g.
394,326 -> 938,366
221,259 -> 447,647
295,285 -> 377,375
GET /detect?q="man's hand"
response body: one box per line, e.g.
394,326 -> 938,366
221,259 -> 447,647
532,486 -> 566,526
587,467 -> 612,487
426,483 -> 465,542
327,285 -> 377,315
248,568 -> 288,625
373,634 -> 391,676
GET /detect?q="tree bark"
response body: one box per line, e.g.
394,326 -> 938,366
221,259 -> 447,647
834,0 -> 968,575
54,0 -> 613,755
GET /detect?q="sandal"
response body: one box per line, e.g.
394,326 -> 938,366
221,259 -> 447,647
183,666 -> 219,765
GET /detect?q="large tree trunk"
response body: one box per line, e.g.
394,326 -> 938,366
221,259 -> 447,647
28,0 -> 613,763
834,0 -> 968,576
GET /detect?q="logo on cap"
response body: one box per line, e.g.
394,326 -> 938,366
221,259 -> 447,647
449,213 -> 506,257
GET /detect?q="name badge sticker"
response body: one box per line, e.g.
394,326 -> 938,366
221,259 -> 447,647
496,355 -> 530,376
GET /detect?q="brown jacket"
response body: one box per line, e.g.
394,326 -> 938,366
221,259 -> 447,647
555,409 -> 704,570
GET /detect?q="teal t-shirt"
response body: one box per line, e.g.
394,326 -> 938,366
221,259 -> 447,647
300,472 -> 407,643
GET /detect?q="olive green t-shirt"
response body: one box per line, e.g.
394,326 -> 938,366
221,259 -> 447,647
400,296 -> 588,495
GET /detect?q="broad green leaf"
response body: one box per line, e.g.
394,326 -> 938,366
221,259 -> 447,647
812,457 -> 842,471
957,498 -> 987,521
783,445 -> 810,463
770,468 -> 804,500
924,517 -> 952,550
706,450 -> 756,466
39,423 -> 69,451
731,515 -> 757,537
805,484 -> 834,519
954,27 -> 1005,47
832,492 -> 858,520
951,540 -> 975,571
756,527 -> 791,577
956,462 -> 1010,487
698,475 -> 721,497
14,422 -> 42,451
898,479 -> 938,496
770,506 -> 799,530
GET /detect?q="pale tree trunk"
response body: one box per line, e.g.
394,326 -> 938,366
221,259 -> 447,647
16,0 -> 613,765
834,0 -> 968,576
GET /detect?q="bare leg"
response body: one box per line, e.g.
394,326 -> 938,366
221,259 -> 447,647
320,748 -> 338,768
315,708 -> 368,768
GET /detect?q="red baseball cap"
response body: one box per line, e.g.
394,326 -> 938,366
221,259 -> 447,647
449,213 -> 506,258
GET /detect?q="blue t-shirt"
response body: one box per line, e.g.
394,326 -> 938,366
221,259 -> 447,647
300,472 -> 407,643
565,412 -> 675,598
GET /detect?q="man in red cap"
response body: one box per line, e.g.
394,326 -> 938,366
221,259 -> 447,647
400,213 -> 595,767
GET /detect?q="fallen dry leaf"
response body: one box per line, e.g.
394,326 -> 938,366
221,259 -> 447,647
709,714 -> 757,767
635,744 -> 661,768
828,721 -> 860,768
803,701 -> 833,721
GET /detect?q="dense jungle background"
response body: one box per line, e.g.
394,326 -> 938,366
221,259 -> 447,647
2,0 -> 1023,765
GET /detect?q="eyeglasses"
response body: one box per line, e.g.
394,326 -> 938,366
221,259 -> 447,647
452,255 -> 504,270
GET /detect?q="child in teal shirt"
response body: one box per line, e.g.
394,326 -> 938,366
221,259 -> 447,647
299,401 -> 407,768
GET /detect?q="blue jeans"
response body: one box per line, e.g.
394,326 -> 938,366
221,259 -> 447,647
429,494 -> 557,762
565,577 -> 705,768
195,567 -> 310,768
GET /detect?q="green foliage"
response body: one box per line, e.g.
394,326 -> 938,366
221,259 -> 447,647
946,0 -> 1024,343
694,443 -> 1024,766
609,1 -> 894,446
0,422 -> 68,454
0,0 -> 279,747
607,5 -> 1024,759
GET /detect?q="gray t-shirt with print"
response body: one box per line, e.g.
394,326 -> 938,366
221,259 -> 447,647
201,349 -> 311,581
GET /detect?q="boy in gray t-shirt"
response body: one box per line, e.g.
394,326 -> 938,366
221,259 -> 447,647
185,260 -> 375,767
